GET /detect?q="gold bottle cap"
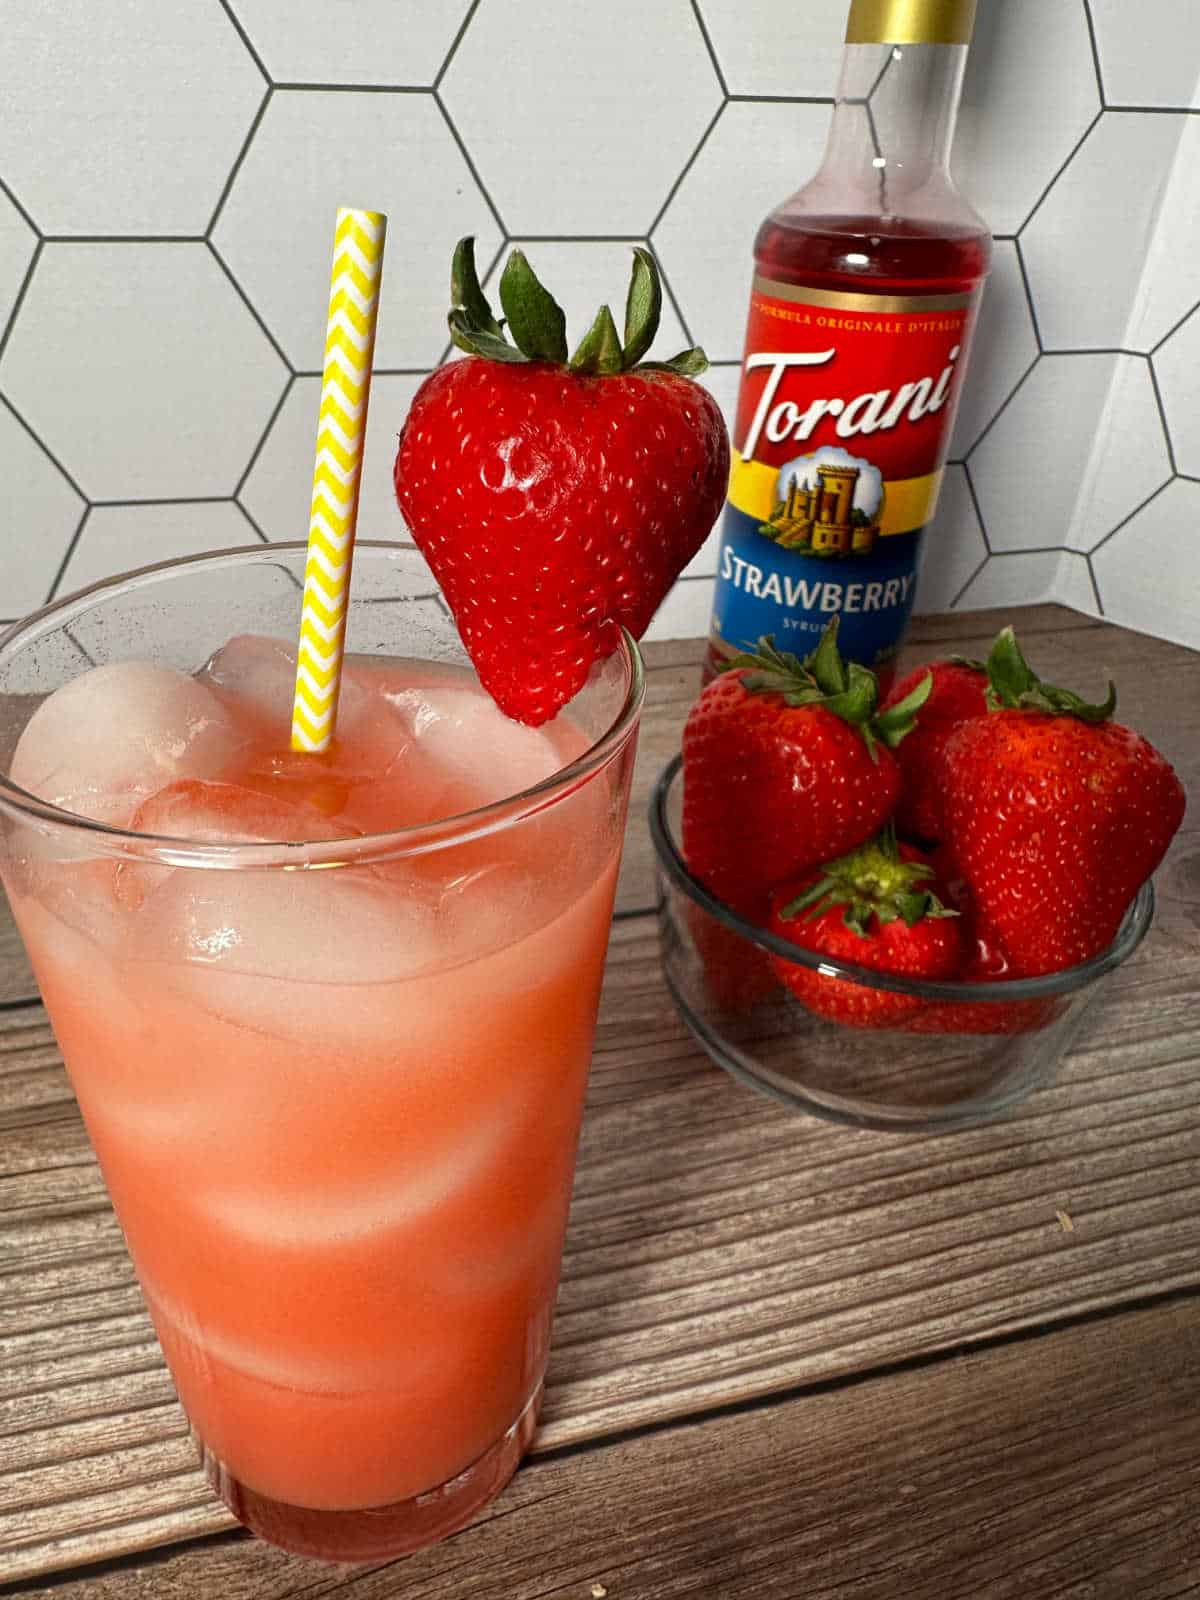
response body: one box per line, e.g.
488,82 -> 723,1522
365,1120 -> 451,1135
846,0 -> 977,45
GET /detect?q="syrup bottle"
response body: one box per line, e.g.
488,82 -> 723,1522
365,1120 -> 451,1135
704,0 -> 991,689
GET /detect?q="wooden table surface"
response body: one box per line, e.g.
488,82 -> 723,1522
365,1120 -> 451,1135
2,606 -> 1199,1597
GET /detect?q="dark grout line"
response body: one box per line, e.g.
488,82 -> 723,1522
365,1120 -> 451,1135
205,83 -> 273,238
948,552 -> 989,610
63,623 -> 97,668
688,0 -> 730,96
1146,356 -> 1179,475
978,543 -> 1067,558
39,234 -> 206,245
865,98 -> 884,171
1103,104 -> 1200,115
233,372 -> 294,498
433,90 -> 508,240
0,238 -> 43,366
646,100 -> 725,240
960,459 -> 991,556
725,93 -> 835,105
272,81 -> 430,94
1041,346 -> 1139,357
434,0 -> 486,91
205,239 -> 295,375
233,497 -> 273,545
89,495 -> 236,509
1150,296 -> 1200,356
479,236 -> 508,302
0,391 -> 90,503
645,242 -> 696,350
213,0 -> 272,84
1080,0 -> 1106,106
44,505 -> 91,605
533,1281 -> 1200,1469
510,235 -> 644,245
866,46 -> 896,103
1088,476 -> 1174,557
1085,551 -> 1106,616
0,174 -> 42,237
963,353 -> 1040,462
293,366 -> 433,379
1013,237 -> 1043,353
1016,107 -> 1103,238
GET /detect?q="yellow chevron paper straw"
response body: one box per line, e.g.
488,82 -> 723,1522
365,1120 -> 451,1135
291,206 -> 387,752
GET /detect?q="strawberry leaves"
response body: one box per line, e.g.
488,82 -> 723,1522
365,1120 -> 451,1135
447,237 -> 710,376
985,626 -> 1117,722
450,237 -> 503,340
499,250 -> 568,363
779,825 -> 957,937
622,247 -> 662,368
728,620 -> 932,757
570,304 -> 625,375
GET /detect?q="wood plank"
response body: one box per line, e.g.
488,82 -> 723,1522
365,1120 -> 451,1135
17,1297 -> 1200,1598
0,894 -> 36,1009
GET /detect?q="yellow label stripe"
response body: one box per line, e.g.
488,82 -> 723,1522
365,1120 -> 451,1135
727,455 -> 945,538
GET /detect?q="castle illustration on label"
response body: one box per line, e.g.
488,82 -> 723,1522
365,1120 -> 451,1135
759,446 -> 883,558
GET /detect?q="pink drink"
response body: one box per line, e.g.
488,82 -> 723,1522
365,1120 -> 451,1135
0,550 -> 642,1560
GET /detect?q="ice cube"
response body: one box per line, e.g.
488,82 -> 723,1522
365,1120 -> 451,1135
375,684 -> 566,815
201,635 -> 408,775
9,662 -> 244,827
133,864 -> 447,1045
437,859 -> 538,961
129,778 -> 358,846
199,633 -> 301,731
115,779 -> 360,908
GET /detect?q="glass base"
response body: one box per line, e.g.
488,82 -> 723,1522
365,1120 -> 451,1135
199,1382 -> 543,1563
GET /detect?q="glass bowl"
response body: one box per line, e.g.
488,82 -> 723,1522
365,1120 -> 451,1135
649,755 -> 1154,1132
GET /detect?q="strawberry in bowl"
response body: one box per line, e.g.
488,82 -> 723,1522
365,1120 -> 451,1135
939,627 -> 1186,977
767,829 -> 962,1029
395,240 -> 729,726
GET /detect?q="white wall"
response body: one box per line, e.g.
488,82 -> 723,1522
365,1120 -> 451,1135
0,0 -> 1196,648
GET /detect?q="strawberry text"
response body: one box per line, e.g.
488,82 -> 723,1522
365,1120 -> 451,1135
719,548 -> 916,614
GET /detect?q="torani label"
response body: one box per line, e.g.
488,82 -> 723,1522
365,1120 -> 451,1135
709,275 -> 981,672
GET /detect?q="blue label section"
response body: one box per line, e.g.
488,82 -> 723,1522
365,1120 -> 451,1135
709,506 -> 923,669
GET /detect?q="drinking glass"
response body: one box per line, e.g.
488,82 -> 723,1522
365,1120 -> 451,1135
0,542 -> 643,1560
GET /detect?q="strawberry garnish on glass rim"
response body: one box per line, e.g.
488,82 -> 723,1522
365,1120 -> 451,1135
394,240 -> 730,726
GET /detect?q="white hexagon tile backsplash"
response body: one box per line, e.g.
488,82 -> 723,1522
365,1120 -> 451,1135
0,0 -> 1197,651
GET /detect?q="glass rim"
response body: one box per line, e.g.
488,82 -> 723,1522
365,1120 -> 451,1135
650,753 -> 1155,1003
0,541 -> 646,869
